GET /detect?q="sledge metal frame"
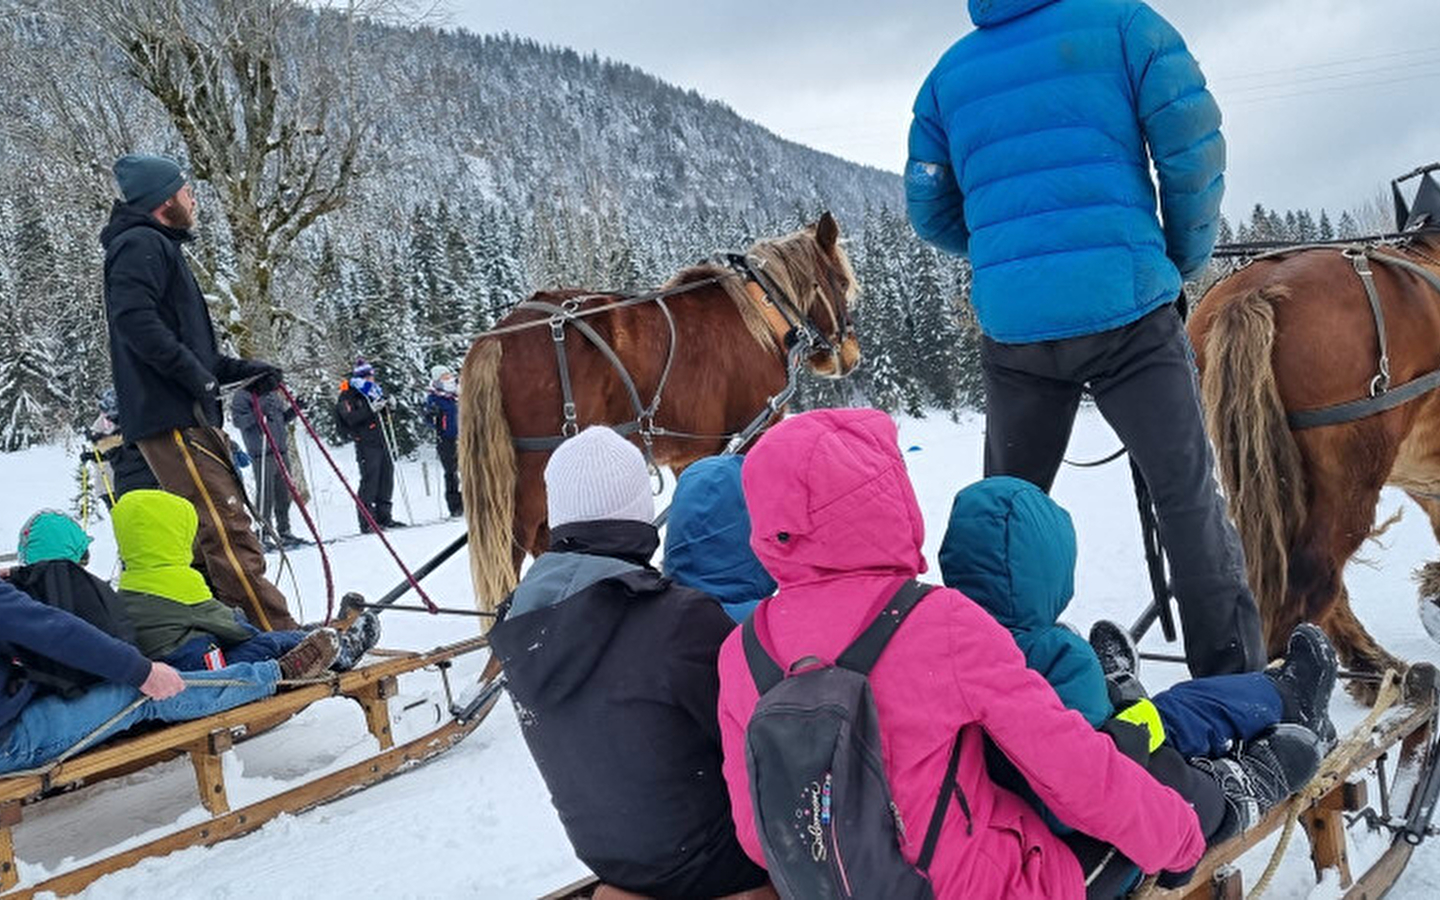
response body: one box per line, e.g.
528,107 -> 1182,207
0,636 -> 498,898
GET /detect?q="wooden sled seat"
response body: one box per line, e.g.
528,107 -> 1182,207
0,636 -> 495,898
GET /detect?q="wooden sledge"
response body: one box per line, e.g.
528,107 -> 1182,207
540,666 -> 1439,900
1134,662 -> 1439,900
0,636 -> 500,899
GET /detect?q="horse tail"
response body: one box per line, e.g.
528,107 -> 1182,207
459,339 -> 518,619
1200,286 -> 1306,645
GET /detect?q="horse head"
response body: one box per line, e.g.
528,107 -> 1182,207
746,211 -> 862,379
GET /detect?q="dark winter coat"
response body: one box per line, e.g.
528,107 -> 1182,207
487,519 -> 765,899
906,0 -> 1224,342
231,389 -> 295,458
423,391 -> 459,440
335,383 -> 384,445
101,202 -> 258,441
1,578 -> 152,742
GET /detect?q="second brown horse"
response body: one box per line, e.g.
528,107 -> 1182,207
458,213 -> 861,613
1190,232 -> 1440,687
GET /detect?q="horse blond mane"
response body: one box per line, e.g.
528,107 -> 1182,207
663,225 -> 858,352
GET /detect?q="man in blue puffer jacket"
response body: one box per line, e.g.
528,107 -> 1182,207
906,0 -> 1264,678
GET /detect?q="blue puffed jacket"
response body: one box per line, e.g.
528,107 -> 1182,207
906,0 -> 1225,343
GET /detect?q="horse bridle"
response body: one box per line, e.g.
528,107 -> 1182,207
723,252 -> 852,362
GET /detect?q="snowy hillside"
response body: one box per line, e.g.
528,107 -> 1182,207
2,408 -> 1439,898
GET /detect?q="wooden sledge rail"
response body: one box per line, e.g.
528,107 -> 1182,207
1135,677 -> 1437,900
0,635 -> 491,896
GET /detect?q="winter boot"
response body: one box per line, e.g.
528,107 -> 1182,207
1265,624 -> 1339,750
1091,619 -> 1148,709
277,628 -> 340,680
334,611 -> 382,671
1189,723 -> 1323,839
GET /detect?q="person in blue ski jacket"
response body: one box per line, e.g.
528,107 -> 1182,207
663,455 -> 776,623
906,0 -> 1264,679
423,366 -> 463,518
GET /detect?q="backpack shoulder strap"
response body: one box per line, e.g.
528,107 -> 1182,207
743,612 -> 785,695
835,580 -> 936,676
918,728 -> 967,871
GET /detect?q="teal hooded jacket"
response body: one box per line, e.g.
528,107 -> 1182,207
938,476 -> 1112,727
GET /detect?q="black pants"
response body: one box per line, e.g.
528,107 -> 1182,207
981,303 -> 1265,678
354,436 -> 394,527
251,445 -> 292,535
437,435 -> 462,516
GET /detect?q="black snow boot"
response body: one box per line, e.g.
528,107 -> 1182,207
1090,619 -> 1148,709
334,611 -> 382,671
1265,623 -> 1339,750
1189,723 -> 1323,839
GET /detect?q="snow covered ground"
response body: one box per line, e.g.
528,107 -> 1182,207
2,408 -> 1439,899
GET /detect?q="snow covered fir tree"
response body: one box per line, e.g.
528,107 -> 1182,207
0,1 -> 1398,450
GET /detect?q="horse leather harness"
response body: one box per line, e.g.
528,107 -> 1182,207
1240,241 -> 1440,429
507,253 -> 841,461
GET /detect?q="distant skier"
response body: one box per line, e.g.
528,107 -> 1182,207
100,153 -> 298,631
424,365 -> 463,518
904,0 -> 1264,678
231,388 -> 306,549
335,359 -> 404,532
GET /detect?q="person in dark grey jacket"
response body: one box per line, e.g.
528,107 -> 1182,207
101,154 -> 297,631
231,388 -> 302,547
487,427 -> 766,899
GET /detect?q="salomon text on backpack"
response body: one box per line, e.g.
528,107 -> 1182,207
742,580 -> 965,900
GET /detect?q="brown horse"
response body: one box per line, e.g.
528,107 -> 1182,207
1189,232 -> 1440,684
458,213 -> 861,613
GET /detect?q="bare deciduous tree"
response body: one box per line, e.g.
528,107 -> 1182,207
25,0 -> 427,357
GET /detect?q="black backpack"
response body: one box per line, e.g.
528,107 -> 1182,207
742,580 -> 965,900
5,560 -> 139,699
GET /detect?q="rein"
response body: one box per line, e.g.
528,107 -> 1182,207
505,252 -> 841,457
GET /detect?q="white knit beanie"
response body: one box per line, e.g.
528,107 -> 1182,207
545,426 -> 655,527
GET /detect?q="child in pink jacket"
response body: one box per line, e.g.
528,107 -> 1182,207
716,409 -> 1207,899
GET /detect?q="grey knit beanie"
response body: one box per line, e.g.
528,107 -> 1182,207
114,154 -> 186,212
544,426 -> 654,528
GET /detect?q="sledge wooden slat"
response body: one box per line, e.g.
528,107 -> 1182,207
1302,789 -> 1351,886
354,676 -> 399,750
0,636 -> 487,805
0,803 -> 17,892
540,875 -> 601,899
188,731 -> 232,816
1342,841 -> 1414,900
0,684 -> 501,900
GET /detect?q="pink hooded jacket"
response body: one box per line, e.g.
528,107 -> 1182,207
716,409 -> 1206,899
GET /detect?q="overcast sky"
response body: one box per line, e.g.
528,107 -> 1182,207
446,0 -> 1440,222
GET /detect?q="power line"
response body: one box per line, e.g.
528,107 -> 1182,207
1211,44 -> 1440,83
1220,58 -> 1440,95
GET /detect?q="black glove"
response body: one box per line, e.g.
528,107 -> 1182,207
237,360 -> 283,394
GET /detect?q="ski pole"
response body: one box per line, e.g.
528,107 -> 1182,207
380,406 -> 415,523
80,461 -> 92,530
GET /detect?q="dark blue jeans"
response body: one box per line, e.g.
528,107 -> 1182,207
163,624 -> 306,671
1153,673 -> 1283,757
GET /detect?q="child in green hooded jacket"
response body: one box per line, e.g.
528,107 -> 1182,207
111,490 -> 378,673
